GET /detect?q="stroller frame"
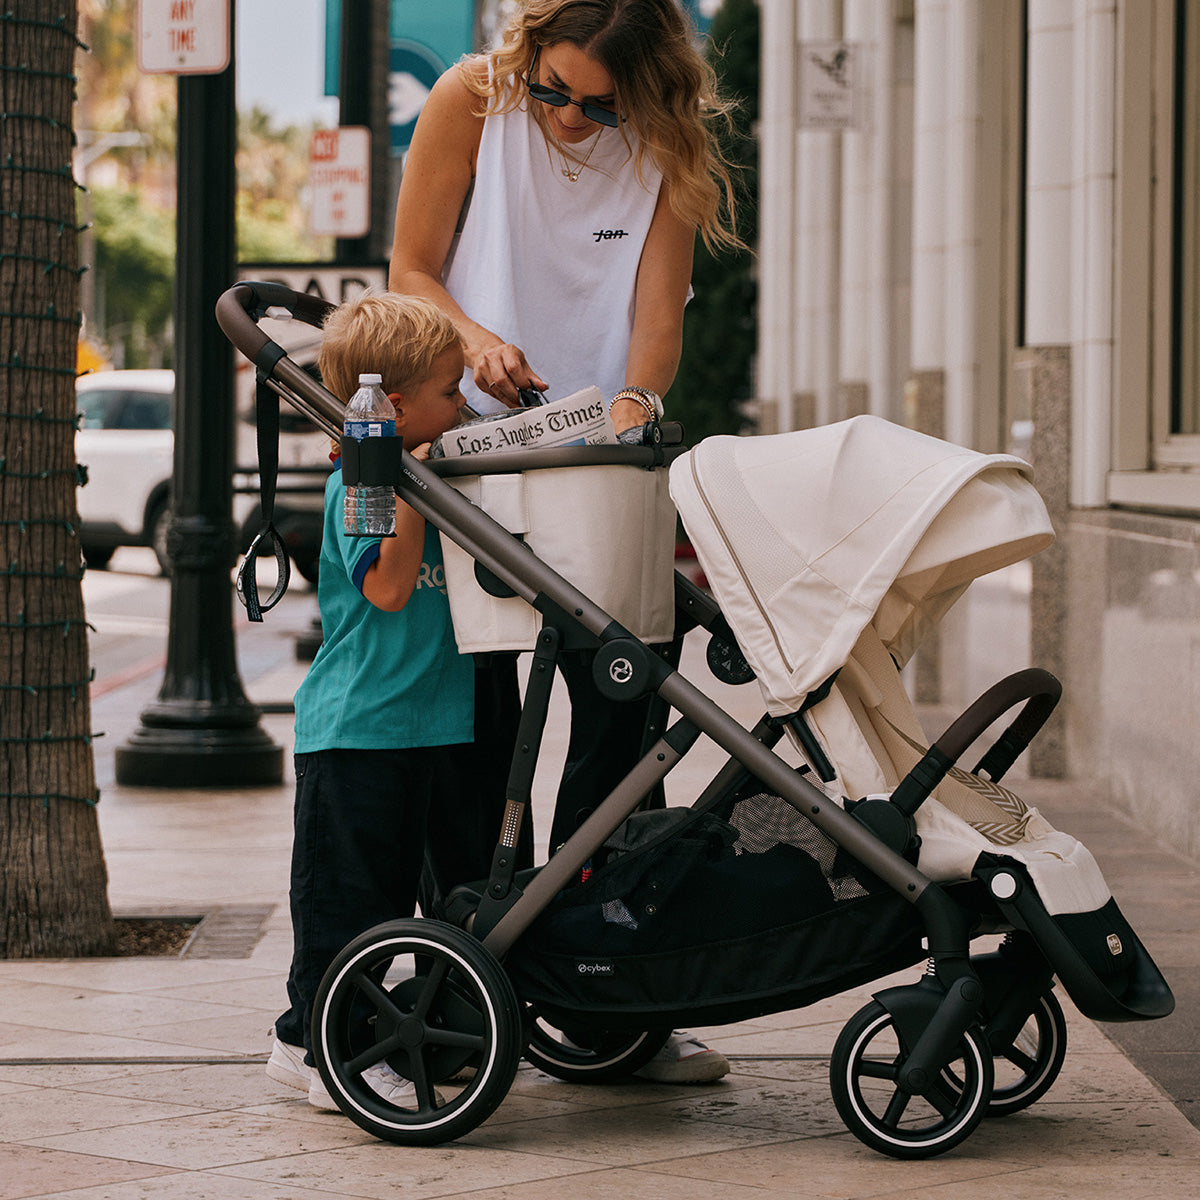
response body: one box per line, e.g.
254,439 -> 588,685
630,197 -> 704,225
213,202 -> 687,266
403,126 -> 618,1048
218,281 -> 1173,1159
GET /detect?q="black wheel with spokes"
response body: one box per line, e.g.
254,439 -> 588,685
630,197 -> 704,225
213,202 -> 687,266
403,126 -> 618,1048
312,918 -> 523,1145
830,999 -> 993,1159
944,989 -> 1067,1117
524,1008 -> 670,1083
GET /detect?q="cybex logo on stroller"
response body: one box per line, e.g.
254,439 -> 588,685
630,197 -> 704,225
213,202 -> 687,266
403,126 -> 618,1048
608,658 -> 634,684
576,961 -> 615,976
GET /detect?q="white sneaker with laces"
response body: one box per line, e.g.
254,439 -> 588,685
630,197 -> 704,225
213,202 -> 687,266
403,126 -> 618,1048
632,1032 -> 729,1084
308,1061 -> 445,1112
266,1037 -> 311,1092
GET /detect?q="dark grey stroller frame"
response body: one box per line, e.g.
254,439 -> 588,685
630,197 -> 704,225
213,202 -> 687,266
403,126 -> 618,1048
218,282 -> 1173,1160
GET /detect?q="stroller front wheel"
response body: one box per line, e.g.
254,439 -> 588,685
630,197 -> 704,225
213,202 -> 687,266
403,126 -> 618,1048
523,1008 -> 671,1083
830,998 -> 994,1159
980,989 -> 1069,1117
312,918 -> 523,1144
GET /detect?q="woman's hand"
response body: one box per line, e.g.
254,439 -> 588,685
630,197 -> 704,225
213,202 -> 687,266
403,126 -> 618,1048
608,396 -> 651,436
472,339 -> 548,408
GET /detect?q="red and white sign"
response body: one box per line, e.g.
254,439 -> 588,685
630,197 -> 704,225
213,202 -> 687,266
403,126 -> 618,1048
309,127 -> 371,239
137,0 -> 230,75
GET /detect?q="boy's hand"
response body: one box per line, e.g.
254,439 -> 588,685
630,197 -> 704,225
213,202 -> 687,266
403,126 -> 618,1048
411,442 -> 432,462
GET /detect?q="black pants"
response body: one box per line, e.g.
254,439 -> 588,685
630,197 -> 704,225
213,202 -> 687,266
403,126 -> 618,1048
419,656 -> 533,919
549,647 -> 659,852
420,649 -> 660,919
275,747 -> 435,1059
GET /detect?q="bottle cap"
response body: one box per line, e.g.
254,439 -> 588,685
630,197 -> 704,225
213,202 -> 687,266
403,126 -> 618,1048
358,373 -> 383,385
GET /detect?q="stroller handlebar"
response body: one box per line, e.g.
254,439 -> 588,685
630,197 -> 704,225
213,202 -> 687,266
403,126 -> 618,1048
215,279 -> 336,347
889,668 -> 1062,817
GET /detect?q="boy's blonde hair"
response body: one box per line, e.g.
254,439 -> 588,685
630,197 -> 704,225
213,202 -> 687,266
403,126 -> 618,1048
318,290 -> 462,405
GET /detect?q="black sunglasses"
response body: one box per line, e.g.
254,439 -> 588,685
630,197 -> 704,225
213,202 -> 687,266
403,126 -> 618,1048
525,46 -> 620,128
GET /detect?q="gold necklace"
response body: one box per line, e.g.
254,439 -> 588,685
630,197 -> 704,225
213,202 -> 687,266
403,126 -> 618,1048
557,130 -> 602,182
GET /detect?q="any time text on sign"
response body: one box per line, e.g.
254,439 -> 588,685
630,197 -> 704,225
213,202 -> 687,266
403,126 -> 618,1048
138,0 -> 230,75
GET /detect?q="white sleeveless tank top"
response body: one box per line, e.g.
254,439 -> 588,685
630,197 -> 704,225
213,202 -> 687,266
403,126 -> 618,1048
442,103 -> 663,413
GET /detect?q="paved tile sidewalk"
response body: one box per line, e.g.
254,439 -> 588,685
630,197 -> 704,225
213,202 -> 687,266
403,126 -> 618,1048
1,592 -> 1197,1199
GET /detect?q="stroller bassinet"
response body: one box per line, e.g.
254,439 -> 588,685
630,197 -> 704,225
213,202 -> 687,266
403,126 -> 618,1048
217,282 -> 1173,1161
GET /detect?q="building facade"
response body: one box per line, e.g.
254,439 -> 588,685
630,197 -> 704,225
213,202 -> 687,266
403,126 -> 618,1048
758,0 -> 1200,855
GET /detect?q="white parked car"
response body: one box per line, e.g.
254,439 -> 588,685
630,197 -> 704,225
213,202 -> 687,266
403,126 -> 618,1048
75,368 -> 330,580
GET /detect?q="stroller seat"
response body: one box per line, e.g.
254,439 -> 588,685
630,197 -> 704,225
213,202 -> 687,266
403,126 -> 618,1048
670,417 -> 1172,1024
803,622 -> 1171,1020
808,623 -> 1104,904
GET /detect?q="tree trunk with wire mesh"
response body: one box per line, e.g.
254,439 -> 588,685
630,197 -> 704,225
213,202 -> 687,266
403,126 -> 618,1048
0,2 -> 114,957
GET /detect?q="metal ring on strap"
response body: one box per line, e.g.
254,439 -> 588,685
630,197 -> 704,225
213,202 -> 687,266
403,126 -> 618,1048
236,525 -> 292,622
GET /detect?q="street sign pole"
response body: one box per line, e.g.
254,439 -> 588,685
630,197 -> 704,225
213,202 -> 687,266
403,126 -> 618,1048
117,0 -> 283,786
335,0 -> 390,265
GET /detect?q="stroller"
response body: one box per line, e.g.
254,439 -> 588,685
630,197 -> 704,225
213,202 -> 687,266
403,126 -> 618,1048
218,282 -> 1173,1160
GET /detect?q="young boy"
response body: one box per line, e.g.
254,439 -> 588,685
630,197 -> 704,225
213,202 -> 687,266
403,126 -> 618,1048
266,291 -> 469,1110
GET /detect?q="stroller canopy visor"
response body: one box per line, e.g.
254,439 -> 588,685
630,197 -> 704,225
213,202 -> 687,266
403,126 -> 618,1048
670,417 -> 1054,715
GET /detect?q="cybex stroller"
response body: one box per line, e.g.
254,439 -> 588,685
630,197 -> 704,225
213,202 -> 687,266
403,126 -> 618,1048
218,282 -> 1173,1159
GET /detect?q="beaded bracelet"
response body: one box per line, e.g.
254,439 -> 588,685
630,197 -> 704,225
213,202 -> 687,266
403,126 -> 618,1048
609,386 -> 663,420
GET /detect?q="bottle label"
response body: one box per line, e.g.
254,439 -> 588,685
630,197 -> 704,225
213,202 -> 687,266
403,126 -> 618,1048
344,419 -> 396,440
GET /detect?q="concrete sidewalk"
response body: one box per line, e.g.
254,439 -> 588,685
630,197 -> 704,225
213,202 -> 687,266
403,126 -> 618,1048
1,588 -> 1198,1199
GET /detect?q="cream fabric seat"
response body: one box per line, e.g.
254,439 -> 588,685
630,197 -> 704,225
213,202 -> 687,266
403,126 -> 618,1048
669,416 -> 1107,918
805,623 -> 1111,917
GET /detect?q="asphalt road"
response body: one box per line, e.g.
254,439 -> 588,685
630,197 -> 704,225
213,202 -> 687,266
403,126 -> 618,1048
83,548 -> 171,701
82,546 -> 321,788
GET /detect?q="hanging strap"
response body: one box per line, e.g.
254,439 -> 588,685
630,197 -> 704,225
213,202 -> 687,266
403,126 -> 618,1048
235,344 -> 292,622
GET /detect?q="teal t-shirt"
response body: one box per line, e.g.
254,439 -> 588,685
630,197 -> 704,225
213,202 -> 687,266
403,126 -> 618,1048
293,470 -> 473,752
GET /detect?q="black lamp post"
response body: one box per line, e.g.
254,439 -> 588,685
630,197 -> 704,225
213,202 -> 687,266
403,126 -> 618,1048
116,9 -> 282,786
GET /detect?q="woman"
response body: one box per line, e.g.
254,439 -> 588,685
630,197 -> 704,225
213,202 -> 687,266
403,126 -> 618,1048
391,0 -> 740,422
393,0 -> 742,1085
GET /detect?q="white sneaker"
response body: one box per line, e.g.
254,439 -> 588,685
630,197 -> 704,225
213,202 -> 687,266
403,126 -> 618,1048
632,1032 -> 730,1084
266,1038 -> 312,1092
308,1060 -> 445,1112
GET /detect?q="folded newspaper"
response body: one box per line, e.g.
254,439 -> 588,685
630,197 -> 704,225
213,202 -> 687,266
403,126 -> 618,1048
433,386 -> 615,459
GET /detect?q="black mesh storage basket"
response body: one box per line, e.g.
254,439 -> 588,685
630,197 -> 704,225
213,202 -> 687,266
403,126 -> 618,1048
506,787 -> 926,1030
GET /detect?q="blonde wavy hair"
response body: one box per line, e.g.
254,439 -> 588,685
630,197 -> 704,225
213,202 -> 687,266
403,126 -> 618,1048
318,290 -> 462,406
463,0 -> 743,253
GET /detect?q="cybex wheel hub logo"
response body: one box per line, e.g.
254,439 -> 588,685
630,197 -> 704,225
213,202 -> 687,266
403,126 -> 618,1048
608,658 -> 634,685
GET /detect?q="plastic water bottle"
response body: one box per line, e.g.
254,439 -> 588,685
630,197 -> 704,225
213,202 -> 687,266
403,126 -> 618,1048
343,373 -> 397,537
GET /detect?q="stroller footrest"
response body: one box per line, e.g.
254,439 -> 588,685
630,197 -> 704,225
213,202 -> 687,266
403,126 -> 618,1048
978,864 -> 1175,1022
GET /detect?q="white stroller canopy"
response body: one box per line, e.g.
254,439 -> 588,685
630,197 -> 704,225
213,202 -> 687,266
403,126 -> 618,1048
670,416 -> 1054,715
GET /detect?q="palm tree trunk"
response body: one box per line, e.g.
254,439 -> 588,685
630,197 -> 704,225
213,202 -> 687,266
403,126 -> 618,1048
1,1 -> 114,957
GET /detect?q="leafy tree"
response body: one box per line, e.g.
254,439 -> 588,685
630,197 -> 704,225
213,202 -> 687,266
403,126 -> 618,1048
1,1 -> 115,957
76,1 -> 331,368
237,106 -> 333,264
83,106 -> 322,371
86,185 -> 175,366
671,0 -> 759,445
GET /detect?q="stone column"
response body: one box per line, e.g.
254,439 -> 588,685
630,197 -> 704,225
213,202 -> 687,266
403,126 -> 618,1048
904,369 -> 945,704
836,381 -> 870,420
1014,345 -> 1071,778
792,393 -> 817,431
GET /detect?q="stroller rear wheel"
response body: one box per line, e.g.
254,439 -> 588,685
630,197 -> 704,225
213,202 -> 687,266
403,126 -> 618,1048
312,918 -> 523,1144
523,1009 -> 671,1083
830,998 -> 994,1159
